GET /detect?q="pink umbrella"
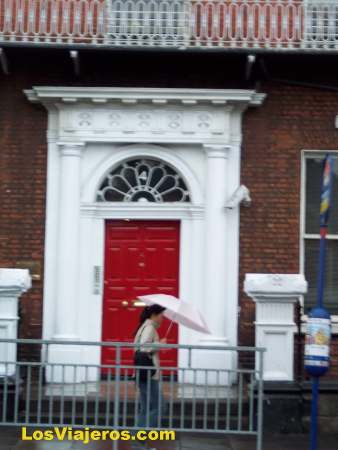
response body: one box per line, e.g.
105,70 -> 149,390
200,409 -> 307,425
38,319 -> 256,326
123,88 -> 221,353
137,294 -> 211,335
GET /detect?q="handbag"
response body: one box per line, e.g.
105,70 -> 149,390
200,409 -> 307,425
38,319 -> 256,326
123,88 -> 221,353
134,325 -> 156,382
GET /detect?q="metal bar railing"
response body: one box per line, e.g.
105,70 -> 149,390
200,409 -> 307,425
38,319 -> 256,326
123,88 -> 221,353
256,349 -> 264,450
0,337 -> 264,350
0,338 -> 264,449
1,0 -> 338,52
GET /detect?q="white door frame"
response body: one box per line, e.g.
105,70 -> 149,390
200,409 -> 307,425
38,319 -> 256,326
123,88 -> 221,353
78,205 -> 204,373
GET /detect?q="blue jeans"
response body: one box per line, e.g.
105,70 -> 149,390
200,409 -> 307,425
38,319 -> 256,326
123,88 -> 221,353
136,379 -> 166,429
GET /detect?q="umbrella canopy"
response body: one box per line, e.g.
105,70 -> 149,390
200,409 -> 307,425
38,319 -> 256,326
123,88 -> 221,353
137,294 -> 211,335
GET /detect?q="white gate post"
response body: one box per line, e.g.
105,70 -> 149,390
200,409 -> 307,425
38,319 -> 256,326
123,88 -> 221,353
0,269 -> 32,376
244,274 -> 307,381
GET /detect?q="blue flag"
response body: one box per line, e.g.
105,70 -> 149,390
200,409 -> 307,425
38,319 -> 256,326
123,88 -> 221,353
320,155 -> 334,231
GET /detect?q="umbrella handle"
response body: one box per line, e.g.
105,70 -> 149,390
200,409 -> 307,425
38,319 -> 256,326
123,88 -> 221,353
165,320 -> 174,338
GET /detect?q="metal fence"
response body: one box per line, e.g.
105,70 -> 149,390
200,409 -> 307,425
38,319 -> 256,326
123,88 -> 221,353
0,338 -> 265,450
1,0 -> 338,52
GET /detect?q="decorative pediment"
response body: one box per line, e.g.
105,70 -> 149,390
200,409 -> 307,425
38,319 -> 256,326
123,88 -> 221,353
25,87 -> 265,144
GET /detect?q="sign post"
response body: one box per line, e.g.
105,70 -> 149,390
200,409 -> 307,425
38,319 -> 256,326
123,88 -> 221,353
305,155 -> 334,450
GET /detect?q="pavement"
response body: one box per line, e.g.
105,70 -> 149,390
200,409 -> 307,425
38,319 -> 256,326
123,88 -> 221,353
0,428 -> 338,450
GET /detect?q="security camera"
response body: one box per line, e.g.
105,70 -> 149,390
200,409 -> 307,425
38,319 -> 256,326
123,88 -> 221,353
225,185 -> 252,209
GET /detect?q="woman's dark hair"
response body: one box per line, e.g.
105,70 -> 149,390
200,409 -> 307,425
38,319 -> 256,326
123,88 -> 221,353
135,304 -> 166,335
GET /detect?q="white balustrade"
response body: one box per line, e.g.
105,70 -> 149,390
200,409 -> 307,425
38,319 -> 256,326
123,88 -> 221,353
1,1 -> 338,51
0,269 -> 31,377
245,273 -> 307,381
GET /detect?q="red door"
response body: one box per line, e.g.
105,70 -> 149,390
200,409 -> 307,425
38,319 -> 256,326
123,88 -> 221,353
101,220 -> 180,373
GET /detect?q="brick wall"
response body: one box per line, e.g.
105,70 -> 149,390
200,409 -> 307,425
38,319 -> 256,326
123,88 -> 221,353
1,49 -> 338,376
240,82 -> 338,378
0,76 -> 47,347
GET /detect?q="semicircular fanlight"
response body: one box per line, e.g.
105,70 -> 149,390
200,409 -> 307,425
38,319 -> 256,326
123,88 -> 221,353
97,158 -> 190,203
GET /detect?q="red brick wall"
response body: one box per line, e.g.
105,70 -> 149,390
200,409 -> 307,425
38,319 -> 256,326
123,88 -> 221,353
240,83 -> 338,378
1,49 -> 338,377
0,79 -> 47,345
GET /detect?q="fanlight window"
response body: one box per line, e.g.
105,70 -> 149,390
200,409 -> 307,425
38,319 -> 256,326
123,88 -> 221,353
97,158 -> 190,203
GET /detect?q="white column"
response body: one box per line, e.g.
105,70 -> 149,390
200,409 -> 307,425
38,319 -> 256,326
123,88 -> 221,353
180,214 -> 210,383
224,138 -> 242,378
203,144 -> 230,342
42,127 -> 60,342
191,145 -> 233,385
244,274 -> 308,381
53,142 -> 84,340
0,269 -> 31,376
48,142 -> 85,382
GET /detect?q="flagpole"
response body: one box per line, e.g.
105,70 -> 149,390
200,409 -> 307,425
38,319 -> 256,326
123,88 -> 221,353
310,230 -> 326,450
308,155 -> 334,450
317,229 -> 327,310
310,377 -> 319,450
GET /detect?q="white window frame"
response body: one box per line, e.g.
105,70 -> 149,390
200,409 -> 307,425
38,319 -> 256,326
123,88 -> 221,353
300,150 -> 338,330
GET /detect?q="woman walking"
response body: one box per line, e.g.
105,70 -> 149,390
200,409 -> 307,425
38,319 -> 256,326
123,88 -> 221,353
134,304 -> 167,429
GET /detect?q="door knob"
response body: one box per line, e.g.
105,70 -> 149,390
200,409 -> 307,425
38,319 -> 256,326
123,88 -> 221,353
121,300 -> 129,307
133,299 -> 146,307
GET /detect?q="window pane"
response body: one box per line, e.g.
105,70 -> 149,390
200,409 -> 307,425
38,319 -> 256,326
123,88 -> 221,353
304,239 -> 338,315
305,156 -> 338,234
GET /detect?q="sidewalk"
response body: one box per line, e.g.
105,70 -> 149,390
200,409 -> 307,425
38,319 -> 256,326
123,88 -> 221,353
1,428 -> 338,450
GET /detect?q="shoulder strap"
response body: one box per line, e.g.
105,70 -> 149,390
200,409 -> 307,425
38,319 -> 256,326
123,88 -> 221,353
136,323 -> 146,344
136,322 -> 154,344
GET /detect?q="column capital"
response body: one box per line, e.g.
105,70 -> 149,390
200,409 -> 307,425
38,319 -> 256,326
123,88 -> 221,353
244,273 -> 308,303
57,142 -> 85,157
47,130 -> 58,143
188,206 -> 205,220
0,269 -> 32,297
203,144 -> 231,158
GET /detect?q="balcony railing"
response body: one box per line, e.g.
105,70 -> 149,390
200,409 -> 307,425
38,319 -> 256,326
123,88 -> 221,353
1,1 -> 338,52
